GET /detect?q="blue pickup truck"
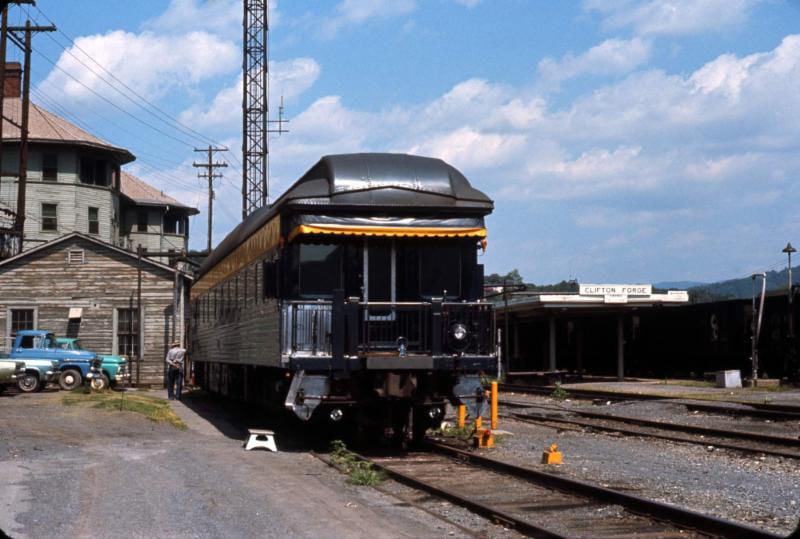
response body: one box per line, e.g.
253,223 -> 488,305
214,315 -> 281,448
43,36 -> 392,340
5,330 -> 105,391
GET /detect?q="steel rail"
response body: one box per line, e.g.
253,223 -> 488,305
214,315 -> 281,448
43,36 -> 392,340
426,441 -> 783,539
500,383 -> 667,402
502,401 -> 800,448
508,412 -> 800,461
499,383 -> 800,419
313,451 -> 566,538
683,402 -> 800,421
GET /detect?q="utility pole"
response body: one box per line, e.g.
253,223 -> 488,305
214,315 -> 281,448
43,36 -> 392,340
784,242 -> 796,338
0,7 -> 8,186
751,272 -> 767,386
7,20 -> 55,252
193,146 -> 227,253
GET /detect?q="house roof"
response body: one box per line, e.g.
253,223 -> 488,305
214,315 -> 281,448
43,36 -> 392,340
120,171 -> 199,214
0,232 -> 193,279
2,98 -> 134,164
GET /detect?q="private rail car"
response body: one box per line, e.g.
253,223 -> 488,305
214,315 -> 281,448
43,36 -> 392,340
190,153 -> 496,440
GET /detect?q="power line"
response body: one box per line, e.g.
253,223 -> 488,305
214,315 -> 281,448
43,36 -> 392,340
28,4 -> 227,150
29,45 -> 198,147
33,87 -> 193,171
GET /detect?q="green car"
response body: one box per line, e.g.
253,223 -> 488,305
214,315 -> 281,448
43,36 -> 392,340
56,338 -> 130,388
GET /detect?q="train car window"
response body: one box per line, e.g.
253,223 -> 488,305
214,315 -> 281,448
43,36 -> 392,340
343,243 -> 363,298
264,260 -> 278,298
365,242 -> 393,302
298,243 -> 342,298
255,262 -> 261,302
396,243 -> 419,301
420,243 -> 461,299
243,266 -> 248,305
234,276 -> 239,314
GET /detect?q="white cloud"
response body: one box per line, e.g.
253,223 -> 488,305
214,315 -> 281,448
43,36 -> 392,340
407,127 -> 526,170
321,0 -> 416,38
255,33 -> 800,211
538,38 -> 652,84
584,0 -> 757,36
147,0 -> 279,37
37,30 -> 238,106
179,58 -> 321,131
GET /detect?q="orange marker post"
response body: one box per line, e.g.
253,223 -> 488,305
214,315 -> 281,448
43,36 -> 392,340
457,405 -> 466,428
490,381 -> 498,430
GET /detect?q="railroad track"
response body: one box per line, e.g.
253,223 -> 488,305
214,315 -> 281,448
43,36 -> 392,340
499,383 -> 800,421
320,441 -> 781,538
500,400 -> 800,460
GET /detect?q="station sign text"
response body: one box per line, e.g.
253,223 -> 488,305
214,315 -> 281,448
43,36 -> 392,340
579,284 -> 652,296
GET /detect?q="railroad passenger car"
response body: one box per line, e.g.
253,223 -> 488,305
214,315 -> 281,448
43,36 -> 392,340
190,153 -> 496,439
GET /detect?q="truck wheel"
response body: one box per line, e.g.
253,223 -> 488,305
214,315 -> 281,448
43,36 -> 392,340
17,372 -> 40,393
90,374 -> 110,391
0,385 -> 6,394
58,369 -> 83,391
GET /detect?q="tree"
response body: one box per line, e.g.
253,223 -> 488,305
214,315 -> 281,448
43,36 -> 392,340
485,268 -> 524,285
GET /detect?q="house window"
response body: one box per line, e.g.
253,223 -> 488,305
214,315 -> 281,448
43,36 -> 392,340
117,308 -> 139,357
163,215 -> 177,234
67,250 -> 85,265
42,153 -> 58,181
88,207 -> 99,234
137,211 -> 147,232
10,308 -> 34,337
42,203 -> 57,231
80,157 -> 108,186
95,160 -> 107,185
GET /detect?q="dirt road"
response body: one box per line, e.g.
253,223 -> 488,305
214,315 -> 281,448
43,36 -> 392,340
0,389 -> 468,538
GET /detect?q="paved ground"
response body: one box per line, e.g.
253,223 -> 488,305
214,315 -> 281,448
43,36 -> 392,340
0,388 -> 473,539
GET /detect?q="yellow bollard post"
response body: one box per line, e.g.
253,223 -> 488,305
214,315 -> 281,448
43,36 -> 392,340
457,405 -> 466,428
475,415 -> 482,429
491,381 -> 498,430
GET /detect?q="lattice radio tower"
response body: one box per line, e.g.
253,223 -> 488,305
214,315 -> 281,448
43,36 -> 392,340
242,0 -> 287,221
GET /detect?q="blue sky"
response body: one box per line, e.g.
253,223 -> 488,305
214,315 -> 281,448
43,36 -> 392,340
18,0 -> 800,284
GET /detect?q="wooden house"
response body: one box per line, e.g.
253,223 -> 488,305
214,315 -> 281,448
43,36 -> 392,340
0,232 -> 191,386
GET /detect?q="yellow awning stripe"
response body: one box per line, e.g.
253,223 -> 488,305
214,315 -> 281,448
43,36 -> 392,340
289,223 -> 487,241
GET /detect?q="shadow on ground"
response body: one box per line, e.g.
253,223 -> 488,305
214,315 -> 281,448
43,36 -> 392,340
176,388 -> 335,452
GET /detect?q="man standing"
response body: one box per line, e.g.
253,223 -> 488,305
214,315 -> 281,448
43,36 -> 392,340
165,341 -> 186,400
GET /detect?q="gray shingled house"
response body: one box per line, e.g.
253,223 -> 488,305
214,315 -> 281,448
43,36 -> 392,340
0,62 -> 198,261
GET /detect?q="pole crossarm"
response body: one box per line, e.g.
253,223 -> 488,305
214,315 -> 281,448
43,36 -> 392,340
193,146 -> 227,254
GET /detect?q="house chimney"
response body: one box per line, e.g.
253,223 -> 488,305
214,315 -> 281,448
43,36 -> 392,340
3,62 -> 21,98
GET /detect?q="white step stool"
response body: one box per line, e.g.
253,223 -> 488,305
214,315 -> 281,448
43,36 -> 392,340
244,429 -> 277,452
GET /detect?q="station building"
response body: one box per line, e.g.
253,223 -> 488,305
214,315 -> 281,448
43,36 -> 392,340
496,284 -> 689,381
498,284 -> 799,382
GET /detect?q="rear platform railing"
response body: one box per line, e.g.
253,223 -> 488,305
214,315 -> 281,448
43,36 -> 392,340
282,296 -> 495,359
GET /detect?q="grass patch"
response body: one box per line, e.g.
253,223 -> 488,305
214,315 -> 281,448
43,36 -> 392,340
551,381 -> 570,400
329,440 -> 385,486
431,422 -> 474,440
62,388 -> 186,430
